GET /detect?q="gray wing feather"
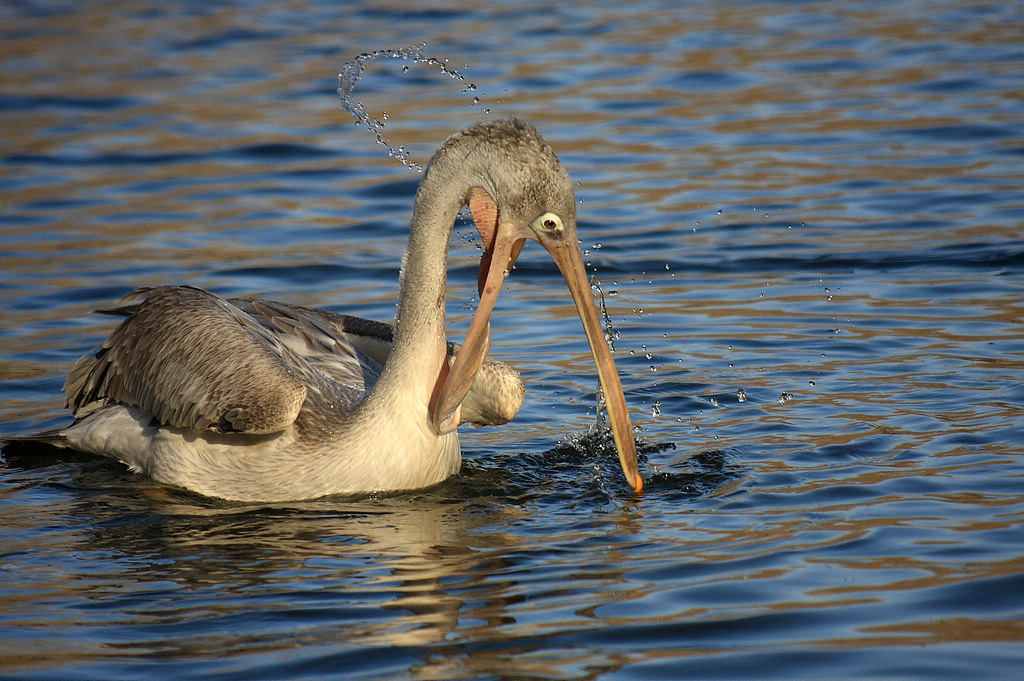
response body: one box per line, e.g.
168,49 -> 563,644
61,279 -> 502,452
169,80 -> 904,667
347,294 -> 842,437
65,286 -> 309,434
228,298 -> 385,392
234,299 -> 524,427
65,285 -> 524,435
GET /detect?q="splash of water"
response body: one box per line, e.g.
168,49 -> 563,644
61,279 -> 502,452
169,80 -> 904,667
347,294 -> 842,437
338,44 -> 481,172
590,275 -> 621,431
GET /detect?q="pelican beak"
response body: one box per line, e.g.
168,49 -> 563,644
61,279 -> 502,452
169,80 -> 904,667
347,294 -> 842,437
431,188 -> 526,436
432,187 -> 642,495
536,228 -> 643,494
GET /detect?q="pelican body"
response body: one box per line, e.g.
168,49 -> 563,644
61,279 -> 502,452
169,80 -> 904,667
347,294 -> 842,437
8,118 -> 642,501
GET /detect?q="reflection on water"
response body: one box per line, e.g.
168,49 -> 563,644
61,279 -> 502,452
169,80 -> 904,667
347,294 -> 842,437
3,448 -> 727,677
2,0 -> 1023,679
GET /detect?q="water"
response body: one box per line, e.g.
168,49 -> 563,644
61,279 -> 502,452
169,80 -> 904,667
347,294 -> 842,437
2,1 -> 1023,679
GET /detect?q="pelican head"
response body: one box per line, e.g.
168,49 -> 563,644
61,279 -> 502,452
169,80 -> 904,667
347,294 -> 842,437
426,118 -> 643,493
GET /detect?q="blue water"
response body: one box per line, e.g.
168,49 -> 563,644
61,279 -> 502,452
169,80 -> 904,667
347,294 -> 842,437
2,1 -> 1023,679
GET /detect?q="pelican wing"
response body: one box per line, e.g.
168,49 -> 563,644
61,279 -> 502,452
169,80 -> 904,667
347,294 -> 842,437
233,300 -> 525,427
65,286 -> 309,434
230,298 -> 385,393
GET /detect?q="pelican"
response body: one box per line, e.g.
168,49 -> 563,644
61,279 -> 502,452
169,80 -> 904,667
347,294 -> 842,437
6,118 -> 642,501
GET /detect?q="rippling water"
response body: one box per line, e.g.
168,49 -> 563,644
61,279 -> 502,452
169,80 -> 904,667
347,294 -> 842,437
2,1 -> 1023,679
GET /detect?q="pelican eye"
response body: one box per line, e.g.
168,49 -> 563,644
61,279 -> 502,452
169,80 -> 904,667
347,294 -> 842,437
531,212 -> 564,234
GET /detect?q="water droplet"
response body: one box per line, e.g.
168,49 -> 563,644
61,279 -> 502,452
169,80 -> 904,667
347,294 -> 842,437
710,397 -> 719,407
737,388 -> 747,402
338,44 -> 483,172
777,392 -> 793,404
651,401 -> 662,417
808,380 -> 816,387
